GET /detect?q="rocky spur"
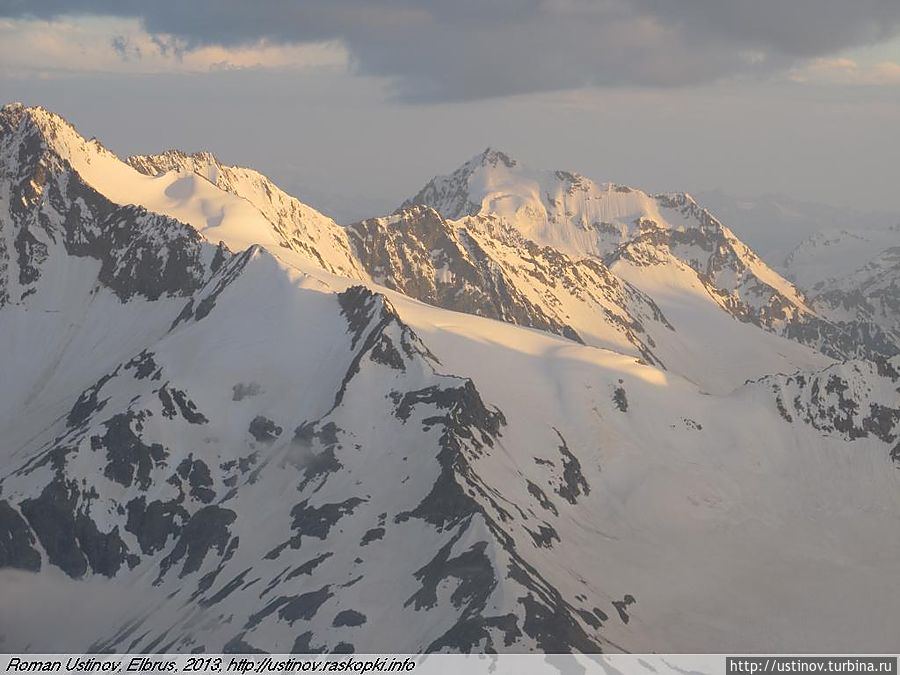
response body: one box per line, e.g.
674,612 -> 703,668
6,658 -> 126,672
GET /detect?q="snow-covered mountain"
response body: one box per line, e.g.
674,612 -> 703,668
781,226 -> 900,290
401,149 -> 898,386
812,244 -> 899,337
127,150 -> 363,279
3,105 -> 900,654
780,227 -> 900,355
346,205 -> 674,367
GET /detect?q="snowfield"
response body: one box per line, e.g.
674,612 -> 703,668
1,104 -> 899,654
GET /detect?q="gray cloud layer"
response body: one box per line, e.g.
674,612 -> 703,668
3,0 -> 900,100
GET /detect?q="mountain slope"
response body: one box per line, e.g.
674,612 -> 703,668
0,104 -> 620,652
404,148 -> 900,372
4,104 -> 900,654
781,227 -> 900,355
809,245 -> 900,345
1,258 -> 616,652
128,150 -> 363,279
347,205 -> 673,366
0,102 -> 229,447
402,150 -> 898,373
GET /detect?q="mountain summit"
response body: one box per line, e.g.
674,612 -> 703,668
398,151 -> 898,385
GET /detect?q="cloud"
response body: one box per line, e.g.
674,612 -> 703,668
0,569 -> 153,651
2,1 -> 900,99
110,35 -> 136,61
0,568 -> 237,651
0,16 -> 349,77
789,57 -> 900,85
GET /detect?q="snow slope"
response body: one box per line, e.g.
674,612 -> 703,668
128,150 -> 362,279
346,206 -> 674,366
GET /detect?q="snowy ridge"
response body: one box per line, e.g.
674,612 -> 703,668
404,151 -> 899,368
347,205 -> 673,367
755,357 -> 900,452
1,105 -> 275,254
0,103 -> 226,310
401,148 -> 672,258
128,150 -> 363,279
782,226 -> 900,353
809,245 -> 900,346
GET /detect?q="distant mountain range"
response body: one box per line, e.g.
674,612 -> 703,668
695,189 -> 899,262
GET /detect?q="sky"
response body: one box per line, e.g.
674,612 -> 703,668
1,1 -> 899,223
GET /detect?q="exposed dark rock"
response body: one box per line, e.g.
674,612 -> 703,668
527,480 -> 558,516
393,380 -> 506,529
285,552 -> 333,581
291,421 -> 343,490
554,429 -> 590,505
74,512 -> 133,577
289,498 -> 365,543
0,500 -> 41,571
526,523 -> 560,549
290,632 -> 326,654
576,609 -> 604,629
613,387 -> 628,412
20,479 -> 87,578
346,208 -> 595,348
426,613 -> 521,653
766,364 -> 900,462
407,538 -> 496,612
67,370 -> 118,429
202,568 -> 252,607
172,246 -> 254,328
125,351 -> 159,380
332,610 -> 367,627
360,527 -> 385,546
182,458 -> 215,504
518,593 -> 602,654
279,586 -> 333,625
171,388 -> 208,424
158,505 -> 236,579
613,594 -> 636,624
338,285 -> 381,350
95,412 -> 167,490
223,635 -> 266,654
249,416 -> 283,443
126,497 -> 188,556
333,286 -> 429,407
159,385 -> 208,424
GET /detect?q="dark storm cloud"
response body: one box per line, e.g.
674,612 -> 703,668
3,0 -> 900,100
633,1 -> 900,57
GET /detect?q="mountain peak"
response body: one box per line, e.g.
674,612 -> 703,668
128,148 -> 225,180
0,101 -> 25,117
1,102 -> 74,135
0,101 -> 118,176
475,147 -> 517,169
